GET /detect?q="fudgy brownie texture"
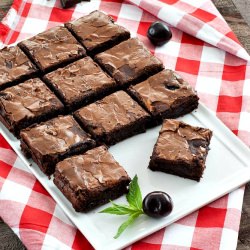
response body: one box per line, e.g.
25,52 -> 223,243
43,57 -> 117,111
18,26 -> 86,73
149,120 -> 212,181
0,78 -> 64,137
74,91 -> 151,145
20,115 -> 96,175
60,0 -> 90,9
0,46 -> 37,90
95,38 -> 164,87
127,69 -> 199,125
54,145 -> 131,212
65,10 -> 130,55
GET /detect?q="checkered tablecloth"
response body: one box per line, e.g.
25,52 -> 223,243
0,0 -> 249,249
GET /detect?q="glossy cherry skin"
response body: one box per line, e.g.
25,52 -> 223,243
147,21 -> 172,46
143,191 -> 173,218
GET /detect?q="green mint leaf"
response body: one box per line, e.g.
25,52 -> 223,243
114,212 -> 141,239
126,175 -> 143,210
99,175 -> 145,239
99,201 -> 137,215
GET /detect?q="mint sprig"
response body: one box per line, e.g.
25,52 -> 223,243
99,175 -> 144,238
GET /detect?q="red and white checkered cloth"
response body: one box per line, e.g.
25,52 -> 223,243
0,0 -> 249,249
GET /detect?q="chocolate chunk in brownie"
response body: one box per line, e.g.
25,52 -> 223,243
95,38 -> 164,87
43,57 -> 117,111
18,26 -> 86,73
0,46 -> 37,90
127,69 -> 199,125
0,78 -> 64,137
54,145 -> 131,212
20,115 -> 96,175
65,10 -> 130,55
149,119 -> 212,181
74,91 -> 150,145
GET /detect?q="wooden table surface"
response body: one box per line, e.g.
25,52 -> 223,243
0,0 -> 249,249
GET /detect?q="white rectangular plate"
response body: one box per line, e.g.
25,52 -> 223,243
1,103 -> 250,250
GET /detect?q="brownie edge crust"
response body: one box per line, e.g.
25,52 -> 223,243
149,119 -> 212,181
53,146 -> 131,212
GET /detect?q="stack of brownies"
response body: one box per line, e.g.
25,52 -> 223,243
0,10 -> 212,212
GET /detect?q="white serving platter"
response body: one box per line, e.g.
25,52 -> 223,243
1,103 -> 250,250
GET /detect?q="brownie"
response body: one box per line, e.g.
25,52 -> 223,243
18,26 -> 86,73
74,91 -> 150,145
43,57 -> 117,110
127,69 -> 199,125
95,38 -> 164,87
149,119 -> 212,181
65,10 -> 130,55
20,115 -> 96,175
0,78 -> 64,137
54,145 -> 131,212
0,46 -> 37,90
60,0 -> 90,9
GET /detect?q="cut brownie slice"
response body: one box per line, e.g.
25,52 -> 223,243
65,10 -> 130,55
95,38 -> 164,87
20,115 -> 95,175
74,91 -> 150,145
43,57 -> 117,111
54,145 -> 131,212
18,26 -> 86,73
128,69 -> 199,125
0,46 -> 37,90
149,119 -> 212,181
0,78 -> 64,137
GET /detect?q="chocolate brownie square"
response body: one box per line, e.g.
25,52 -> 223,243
18,26 -> 86,73
43,57 -> 117,111
0,78 -> 64,137
0,46 -> 37,90
149,119 -> 212,181
54,145 -> 131,212
128,69 -> 199,125
65,10 -> 130,55
74,91 -> 150,145
95,38 -> 164,87
20,115 -> 96,175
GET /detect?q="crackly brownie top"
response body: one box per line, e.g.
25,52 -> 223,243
20,115 -> 94,155
44,57 -> 116,104
154,120 -> 212,163
55,146 -> 130,190
0,46 -> 36,87
95,38 -> 163,85
0,78 -> 63,123
66,10 -> 130,51
75,91 -> 150,135
128,69 -> 198,115
19,26 -> 85,70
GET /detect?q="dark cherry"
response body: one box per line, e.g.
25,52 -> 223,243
143,191 -> 173,218
147,21 -> 172,46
